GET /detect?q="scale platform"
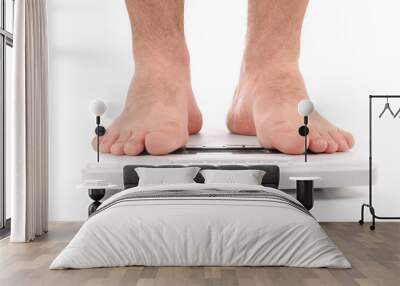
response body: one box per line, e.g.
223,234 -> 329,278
82,131 -> 371,190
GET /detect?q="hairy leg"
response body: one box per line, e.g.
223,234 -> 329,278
227,0 -> 354,154
93,0 -> 202,155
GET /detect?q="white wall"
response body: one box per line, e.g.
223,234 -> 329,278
48,0 -> 400,221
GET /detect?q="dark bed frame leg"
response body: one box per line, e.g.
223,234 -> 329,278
88,189 -> 106,216
296,180 -> 314,211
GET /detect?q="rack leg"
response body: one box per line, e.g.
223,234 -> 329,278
369,206 -> 376,231
359,204 -> 366,225
358,204 -> 376,230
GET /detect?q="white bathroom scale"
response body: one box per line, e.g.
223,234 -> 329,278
185,130 -> 262,150
82,130 -> 371,190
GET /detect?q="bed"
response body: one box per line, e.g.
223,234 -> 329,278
50,165 -> 350,269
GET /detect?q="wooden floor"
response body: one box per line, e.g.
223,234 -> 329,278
0,222 -> 399,286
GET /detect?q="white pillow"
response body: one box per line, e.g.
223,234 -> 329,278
135,167 -> 200,186
200,169 -> 266,185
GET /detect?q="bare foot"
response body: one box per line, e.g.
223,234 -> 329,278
227,62 -> 354,154
228,0 -> 354,154
93,59 -> 202,155
92,0 -> 202,156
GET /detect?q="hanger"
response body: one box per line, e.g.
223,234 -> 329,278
379,97 -> 395,118
394,106 -> 400,118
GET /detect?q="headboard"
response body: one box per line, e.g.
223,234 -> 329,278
123,164 -> 280,189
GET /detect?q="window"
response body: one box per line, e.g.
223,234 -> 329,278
0,0 -> 14,235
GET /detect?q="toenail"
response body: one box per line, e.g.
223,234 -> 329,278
110,143 -> 120,149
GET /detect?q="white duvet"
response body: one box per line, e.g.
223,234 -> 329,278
50,183 -> 350,269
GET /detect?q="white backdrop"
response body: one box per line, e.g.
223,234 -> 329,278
48,0 -> 400,221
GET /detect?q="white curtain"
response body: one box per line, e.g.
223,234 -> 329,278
9,0 -> 48,242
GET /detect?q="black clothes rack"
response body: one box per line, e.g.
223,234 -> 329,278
359,95 -> 400,230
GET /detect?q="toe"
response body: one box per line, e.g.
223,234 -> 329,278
339,129 -> 355,149
145,124 -> 188,155
257,122 -> 305,154
308,131 -> 328,153
92,130 -> 119,153
322,133 -> 339,153
110,130 -> 131,155
329,130 -> 349,152
124,133 -> 145,156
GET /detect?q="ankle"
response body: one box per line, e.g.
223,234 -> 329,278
243,37 -> 300,72
241,57 -> 300,79
133,37 -> 190,70
238,59 -> 307,102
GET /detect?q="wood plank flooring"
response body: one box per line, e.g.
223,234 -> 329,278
0,222 -> 399,286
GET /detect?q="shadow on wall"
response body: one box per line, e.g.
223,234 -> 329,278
284,187 -> 366,200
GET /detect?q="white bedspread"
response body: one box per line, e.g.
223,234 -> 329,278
50,183 -> 350,269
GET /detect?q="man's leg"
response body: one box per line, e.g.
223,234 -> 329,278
227,0 -> 354,154
94,0 -> 202,155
